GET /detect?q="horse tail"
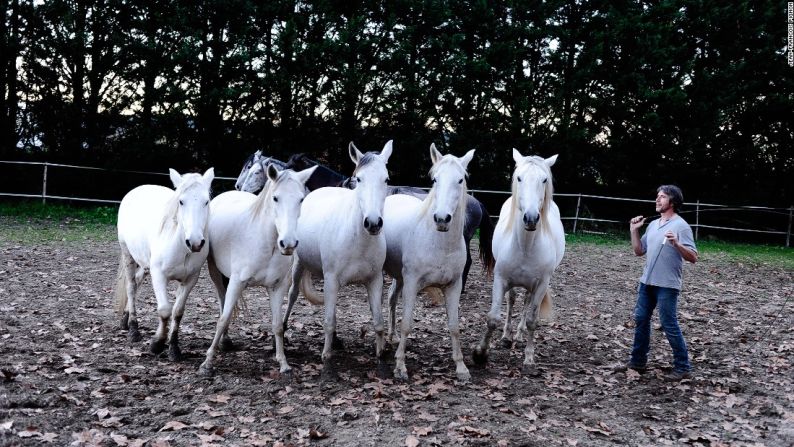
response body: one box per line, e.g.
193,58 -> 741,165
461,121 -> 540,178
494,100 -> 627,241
299,272 -> 324,305
477,200 -> 496,275
423,287 -> 445,306
539,289 -> 554,322
114,253 -> 128,315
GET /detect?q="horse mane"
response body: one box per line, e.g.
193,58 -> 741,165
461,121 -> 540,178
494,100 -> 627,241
352,152 -> 380,177
159,173 -> 207,235
418,157 -> 469,228
249,169 -> 291,220
506,156 -> 554,233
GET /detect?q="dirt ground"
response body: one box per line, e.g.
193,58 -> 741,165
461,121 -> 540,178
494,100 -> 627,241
1,227 -> 792,446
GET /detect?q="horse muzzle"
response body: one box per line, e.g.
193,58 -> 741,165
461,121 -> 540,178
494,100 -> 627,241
523,213 -> 539,231
186,239 -> 206,252
278,239 -> 298,256
434,213 -> 452,232
363,217 -> 383,235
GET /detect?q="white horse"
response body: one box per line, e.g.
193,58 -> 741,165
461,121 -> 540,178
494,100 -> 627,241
115,168 -> 215,360
284,140 -> 393,378
198,164 -> 316,377
472,150 -> 564,372
383,144 -> 475,381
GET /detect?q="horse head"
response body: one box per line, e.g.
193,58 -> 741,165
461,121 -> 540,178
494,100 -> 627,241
349,140 -> 393,235
264,164 -> 317,255
511,149 -> 557,231
427,144 -> 475,232
168,167 -> 215,252
235,150 -> 262,191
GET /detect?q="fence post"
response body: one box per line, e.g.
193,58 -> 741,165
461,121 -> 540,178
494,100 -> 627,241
787,206 -> 793,248
572,193 -> 582,234
694,200 -> 700,241
42,163 -> 48,205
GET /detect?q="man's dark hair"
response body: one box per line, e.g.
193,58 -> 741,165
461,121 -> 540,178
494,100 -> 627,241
657,185 -> 684,212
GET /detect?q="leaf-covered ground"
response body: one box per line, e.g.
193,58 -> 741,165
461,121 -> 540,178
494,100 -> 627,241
0,237 -> 792,446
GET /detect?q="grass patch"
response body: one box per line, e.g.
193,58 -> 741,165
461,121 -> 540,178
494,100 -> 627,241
0,201 -> 117,244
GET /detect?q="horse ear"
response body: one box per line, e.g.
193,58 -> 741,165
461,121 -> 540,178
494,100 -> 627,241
169,169 -> 182,188
202,167 -> 215,187
459,149 -> 476,169
429,143 -> 442,164
266,164 -> 279,182
545,154 -> 559,167
512,148 -> 524,164
380,140 -> 393,162
295,165 -> 318,186
349,141 -> 363,164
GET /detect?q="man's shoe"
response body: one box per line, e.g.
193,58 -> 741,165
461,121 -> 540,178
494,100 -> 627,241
664,370 -> 692,381
612,362 -> 647,373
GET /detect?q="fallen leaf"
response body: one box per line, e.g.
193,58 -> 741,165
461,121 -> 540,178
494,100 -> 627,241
1,420 -> 13,431
413,426 -> 432,436
110,433 -> 129,446
64,366 -> 86,374
197,433 -> 224,442
459,426 -> 490,437
405,435 -> 420,447
158,420 -> 189,432
277,406 -> 294,415
209,394 -> 231,404
41,432 -> 58,443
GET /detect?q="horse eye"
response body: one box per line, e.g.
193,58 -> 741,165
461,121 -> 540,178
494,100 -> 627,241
432,178 -> 437,183
204,200 -> 209,206
300,198 -> 304,203
179,200 -> 184,205
517,176 -> 522,182
385,178 -> 390,184
273,196 -> 279,202
543,178 -> 547,184
458,179 -> 463,184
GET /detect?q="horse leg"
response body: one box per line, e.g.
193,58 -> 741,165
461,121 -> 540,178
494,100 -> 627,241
386,278 -> 403,346
461,239 -> 473,293
521,279 -> 549,373
167,272 -> 200,361
513,289 -> 530,344
119,247 -> 143,342
149,270 -> 172,355
207,257 -> 234,352
199,277 -> 245,376
366,273 -> 389,378
500,288 -> 517,348
268,280 -> 293,378
320,276 -> 340,380
444,280 -> 470,382
282,261 -> 304,336
393,279 -> 419,381
472,272 -> 507,365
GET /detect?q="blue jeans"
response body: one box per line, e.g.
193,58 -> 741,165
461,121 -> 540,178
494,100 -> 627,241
630,283 -> 691,373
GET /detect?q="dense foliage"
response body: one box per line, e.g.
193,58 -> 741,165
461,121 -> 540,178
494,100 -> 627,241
2,0 -> 792,205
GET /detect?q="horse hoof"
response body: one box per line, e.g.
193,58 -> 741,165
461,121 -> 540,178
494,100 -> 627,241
376,360 -> 391,379
393,369 -> 409,382
331,334 -> 345,350
521,364 -> 540,376
150,339 -> 166,355
472,348 -> 488,366
456,370 -> 472,382
321,365 -> 338,382
168,344 -> 182,362
500,338 -> 513,349
120,312 -> 129,330
198,363 -> 214,377
128,330 -> 142,343
278,369 -> 295,383
219,337 -> 236,352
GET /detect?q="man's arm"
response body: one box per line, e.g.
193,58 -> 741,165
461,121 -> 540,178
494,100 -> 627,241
664,231 -> 698,263
629,215 -> 646,256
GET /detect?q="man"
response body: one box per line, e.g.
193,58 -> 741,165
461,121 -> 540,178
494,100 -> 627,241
619,185 -> 698,381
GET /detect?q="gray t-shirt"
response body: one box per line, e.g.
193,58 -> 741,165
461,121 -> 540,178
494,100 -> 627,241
639,215 -> 697,290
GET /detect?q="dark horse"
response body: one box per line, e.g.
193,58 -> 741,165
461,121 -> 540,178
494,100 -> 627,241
283,153 -> 495,291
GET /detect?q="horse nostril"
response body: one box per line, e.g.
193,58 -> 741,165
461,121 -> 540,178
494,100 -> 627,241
279,240 -> 286,248
199,239 -> 205,249
294,240 -> 299,248
377,217 -> 383,228
363,219 -> 371,229
185,239 -> 191,248
444,214 -> 451,223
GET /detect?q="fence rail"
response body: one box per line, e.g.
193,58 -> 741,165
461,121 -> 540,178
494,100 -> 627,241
2,160 -> 792,247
